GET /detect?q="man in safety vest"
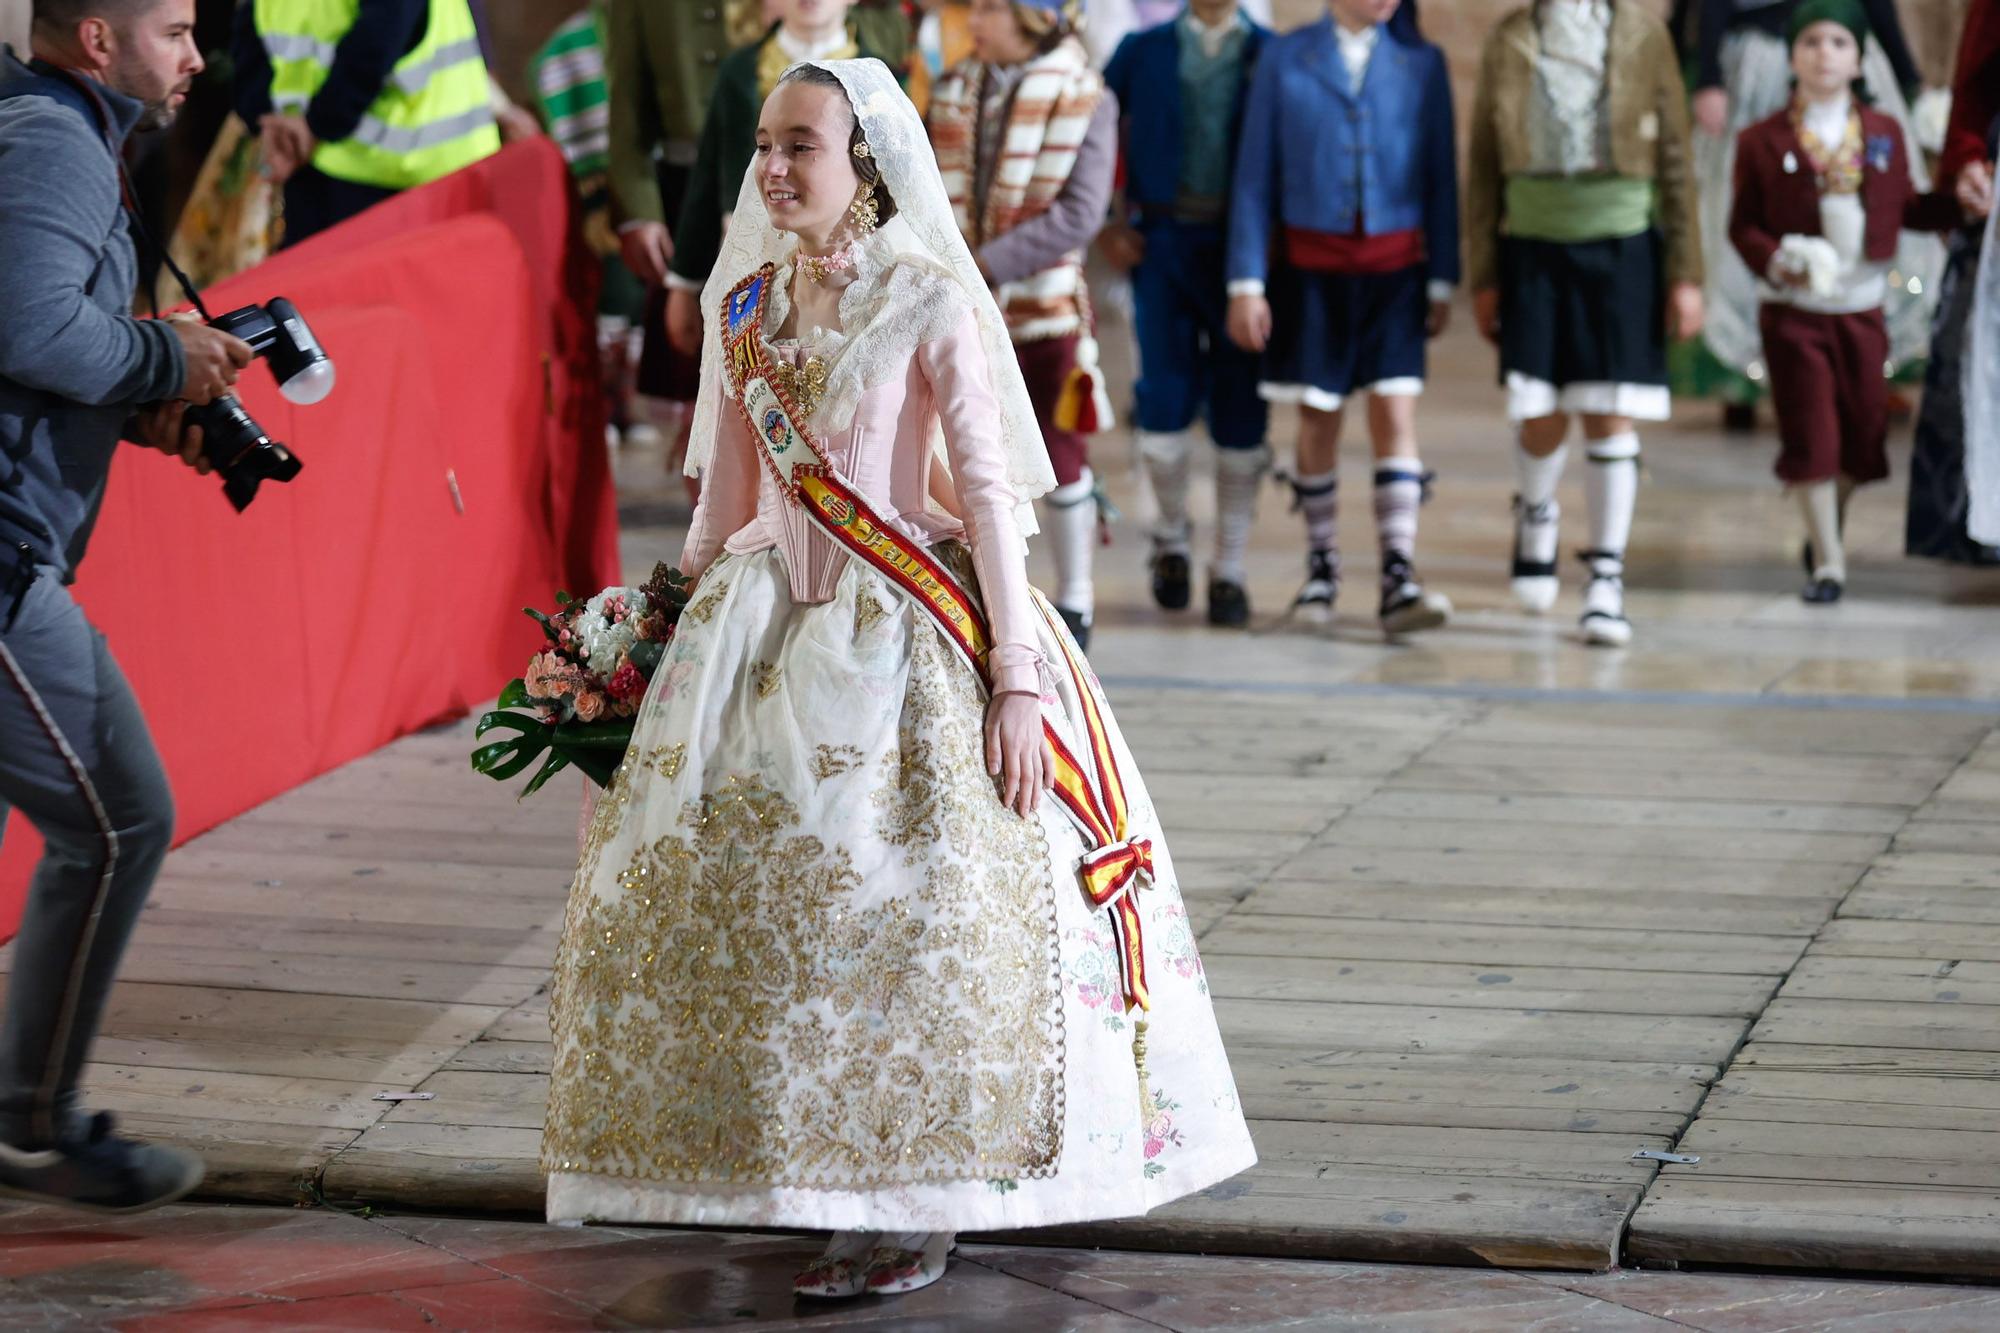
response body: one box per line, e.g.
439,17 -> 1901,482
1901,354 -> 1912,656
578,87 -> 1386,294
231,0 -> 500,246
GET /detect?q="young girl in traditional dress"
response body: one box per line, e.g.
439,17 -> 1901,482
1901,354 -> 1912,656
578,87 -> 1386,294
542,58 -> 1255,1301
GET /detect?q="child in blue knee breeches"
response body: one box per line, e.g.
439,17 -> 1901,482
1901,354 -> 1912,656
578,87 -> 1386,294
1103,1 -> 1274,628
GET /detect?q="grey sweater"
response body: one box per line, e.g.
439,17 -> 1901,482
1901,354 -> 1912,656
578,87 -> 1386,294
0,47 -> 186,578
973,83 -> 1119,288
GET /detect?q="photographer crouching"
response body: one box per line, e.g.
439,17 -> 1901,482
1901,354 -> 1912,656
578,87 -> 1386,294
0,0 -> 254,1212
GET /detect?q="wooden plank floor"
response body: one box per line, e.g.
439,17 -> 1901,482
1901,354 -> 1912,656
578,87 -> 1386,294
6,307 -> 2000,1275
1626,731 -> 2000,1277
0,686 -> 1984,1273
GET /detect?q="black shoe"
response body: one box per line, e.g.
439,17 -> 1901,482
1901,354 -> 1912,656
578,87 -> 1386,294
1510,495 -> 1561,612
1207,577 -> 1250,628
1378,553 -> 1451,636
1057,606 -> 1092,653
1723,403 -> 1757,433
1150,549 -> 1191,611
1802,576 -> 1844,604
1578,549 -> 1633,647
1291,550 -> 1338,623
0,1113 -> 204,1215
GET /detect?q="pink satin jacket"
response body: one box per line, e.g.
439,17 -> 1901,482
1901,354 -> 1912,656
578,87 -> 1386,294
678,305 -> 1045,696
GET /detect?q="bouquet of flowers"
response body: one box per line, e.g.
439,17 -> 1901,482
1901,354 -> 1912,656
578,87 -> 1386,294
471,562 -> 690,796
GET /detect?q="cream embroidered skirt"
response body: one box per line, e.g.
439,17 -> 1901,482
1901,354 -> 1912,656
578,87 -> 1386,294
543,545 -> 1257,1231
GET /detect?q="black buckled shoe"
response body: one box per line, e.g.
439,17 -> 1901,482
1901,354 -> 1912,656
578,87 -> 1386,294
1207,577 -> 1250,628
1510,496 -> 1560,613
1290,550 -> 1338,625
1801,576 -> 1844,604
1150,549 -> 1192,611
1378,553 -> 1451,637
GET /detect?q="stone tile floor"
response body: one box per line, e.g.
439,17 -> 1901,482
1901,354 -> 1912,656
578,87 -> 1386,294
2,1202 -> 1995,1331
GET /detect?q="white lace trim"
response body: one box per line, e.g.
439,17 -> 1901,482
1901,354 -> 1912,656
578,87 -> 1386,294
687,60 -> 1056,537
753,230 -> 974,437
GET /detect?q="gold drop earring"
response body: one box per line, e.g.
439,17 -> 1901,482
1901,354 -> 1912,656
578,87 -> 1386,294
849,142 -> 879,235
849,185 -> 880,236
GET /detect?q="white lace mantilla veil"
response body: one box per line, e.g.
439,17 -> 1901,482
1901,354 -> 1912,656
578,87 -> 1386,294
684,57 -> 1057,538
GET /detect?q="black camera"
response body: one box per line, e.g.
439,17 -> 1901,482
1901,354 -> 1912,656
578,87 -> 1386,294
184,298 -> 333,511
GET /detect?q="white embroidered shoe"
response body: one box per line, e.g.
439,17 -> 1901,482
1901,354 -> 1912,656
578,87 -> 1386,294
794,1230 -> 878,1300
863,1232 -> 955,1296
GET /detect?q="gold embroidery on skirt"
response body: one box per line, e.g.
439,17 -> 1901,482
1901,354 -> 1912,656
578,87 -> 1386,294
811,744 -> 865,783
753,661 -> 782,698
683,584 -> 727,625
854,590 -> 891,635
648,743 -> 686,780
545,628 -> 1063,1187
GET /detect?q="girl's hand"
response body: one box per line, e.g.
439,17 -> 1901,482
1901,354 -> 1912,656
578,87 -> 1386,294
985,691 -> 1052,818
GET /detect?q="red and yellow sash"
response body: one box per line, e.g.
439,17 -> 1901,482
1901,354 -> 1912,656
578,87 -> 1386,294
722,264 -> 1154,1012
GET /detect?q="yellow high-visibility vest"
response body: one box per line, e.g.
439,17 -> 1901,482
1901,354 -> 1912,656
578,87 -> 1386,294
257,0 -> 500,190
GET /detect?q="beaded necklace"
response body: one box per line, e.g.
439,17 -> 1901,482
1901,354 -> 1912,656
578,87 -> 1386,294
1791,96 -> 1864,195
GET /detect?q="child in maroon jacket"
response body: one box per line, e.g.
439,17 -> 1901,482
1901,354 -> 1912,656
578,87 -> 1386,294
1728,0 -> 1961,602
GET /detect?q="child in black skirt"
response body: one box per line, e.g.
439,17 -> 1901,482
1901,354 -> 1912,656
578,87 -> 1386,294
1467,0 -> 1704,646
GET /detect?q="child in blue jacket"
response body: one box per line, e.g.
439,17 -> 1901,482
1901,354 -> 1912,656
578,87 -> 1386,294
1225,0 -> 1458,638
1103,1 -> 1272,628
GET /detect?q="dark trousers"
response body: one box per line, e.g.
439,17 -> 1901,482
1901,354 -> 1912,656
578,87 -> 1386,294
1015,334 -> 1087,485
1760,303 -> 1890,485
0,569 -> 174,1147
1130,219 -> 1267,449
637,163 -> 699,403
280,164 -> 399,249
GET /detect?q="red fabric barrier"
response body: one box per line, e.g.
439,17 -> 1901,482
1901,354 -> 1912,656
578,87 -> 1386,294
0,139 -> 619,934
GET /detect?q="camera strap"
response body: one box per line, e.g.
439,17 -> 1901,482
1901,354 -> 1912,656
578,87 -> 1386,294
122,175 -> 212,322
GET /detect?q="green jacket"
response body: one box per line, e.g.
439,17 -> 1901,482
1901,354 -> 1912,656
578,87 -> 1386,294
1464,1 -> 1703,294
668,18 -> 908,289
606,0 -> 735,227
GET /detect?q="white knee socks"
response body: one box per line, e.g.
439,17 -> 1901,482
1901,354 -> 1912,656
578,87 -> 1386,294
1796,479 -> 1846,582
1513,437 -> 1569,511
1583,433 -> 1639,557
1212,445 -> 1269,585
1137,430 -> 1195,554
1042,471 -> 1097,622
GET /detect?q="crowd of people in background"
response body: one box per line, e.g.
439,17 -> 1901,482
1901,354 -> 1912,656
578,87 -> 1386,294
20,0 -> 1997,641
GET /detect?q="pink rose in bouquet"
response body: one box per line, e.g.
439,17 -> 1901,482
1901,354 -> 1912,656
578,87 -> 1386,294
472,562 -> 694,796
